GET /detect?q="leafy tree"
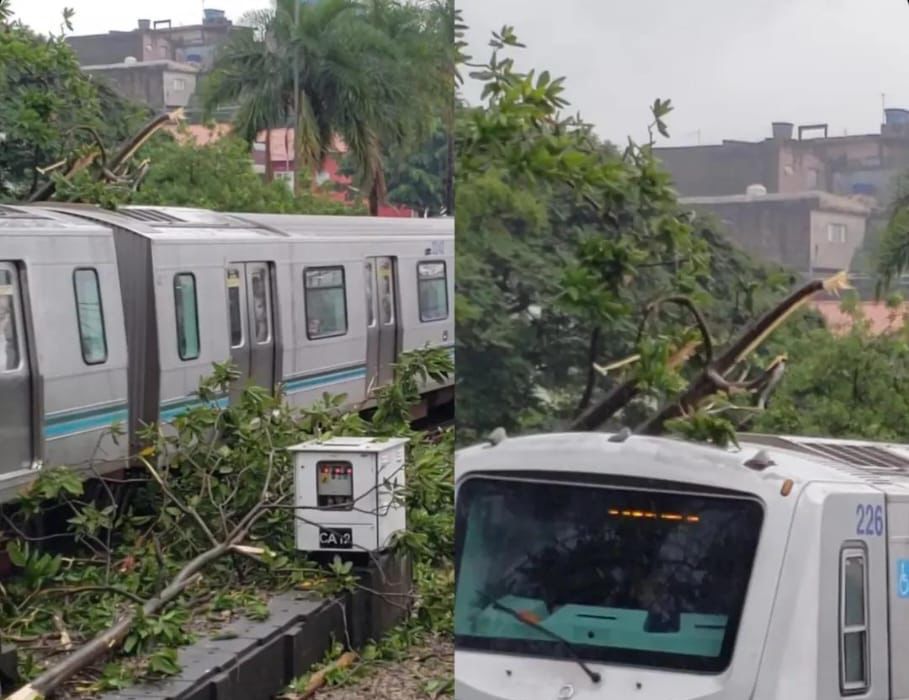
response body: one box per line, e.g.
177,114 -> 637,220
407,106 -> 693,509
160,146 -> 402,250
54,129 -> 363,215
455,28 -> 811,444
755,313 -> 909,441
0,13 -> 148,201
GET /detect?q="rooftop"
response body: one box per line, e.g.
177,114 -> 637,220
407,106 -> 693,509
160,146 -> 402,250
81,60 -> 200,73
680,190 -> 872,215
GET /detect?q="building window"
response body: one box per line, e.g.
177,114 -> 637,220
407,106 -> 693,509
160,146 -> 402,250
417,261 -> 449,322
172,78 -> 186,91
73,268 -> 108,365
304,266 -> 348,339
828,223 -> 847,243
840,545 -> 869,694
174,273 -> 200,360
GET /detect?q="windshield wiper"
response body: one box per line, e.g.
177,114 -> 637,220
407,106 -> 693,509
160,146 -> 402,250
489,598 -> 602,684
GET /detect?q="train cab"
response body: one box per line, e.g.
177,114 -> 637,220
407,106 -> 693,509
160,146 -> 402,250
455,432 -> 909,700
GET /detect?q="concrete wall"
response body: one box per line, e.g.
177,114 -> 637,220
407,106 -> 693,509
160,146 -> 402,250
686,198 -> 813,270
82,64 -> 203,110
655,141 -> 779,196
66,33 -> 144,65
810,210 -> 867,272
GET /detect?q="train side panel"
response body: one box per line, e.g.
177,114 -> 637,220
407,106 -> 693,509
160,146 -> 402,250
752,482 -> 889,700
0,211 -> 129,499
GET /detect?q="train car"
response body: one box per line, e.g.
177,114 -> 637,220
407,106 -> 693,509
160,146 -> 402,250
0,203 -> 453,499
0,205 -> 130,501
455,431 -> 909,700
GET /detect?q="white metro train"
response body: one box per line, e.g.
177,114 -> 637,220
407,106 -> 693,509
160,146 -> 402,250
454,431 -> 909,700
0,204 -> 453,503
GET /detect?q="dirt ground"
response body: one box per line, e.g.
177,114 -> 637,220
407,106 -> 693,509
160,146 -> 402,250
315,635 -> 453,700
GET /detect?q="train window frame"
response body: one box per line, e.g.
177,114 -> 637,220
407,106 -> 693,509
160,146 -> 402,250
416,260 -> 449,323
839,543 -> 869,695
173,272 -> 201,361
303,265 -> 349,341
226,268 -> 244,349
249,266 -> 272,345
72,267 -> 108,366
0,266 -> 22,372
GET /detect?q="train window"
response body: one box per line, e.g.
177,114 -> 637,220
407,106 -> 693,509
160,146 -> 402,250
378,259 -> 394,325
0,270 -> 20,371
364,261 -> 376,328
249,268 -> 271,344
304,266 -> 348,340
174,273 -> 200,361
840,545 -> 869,694
226,269 -> 243,347
73,268 -> 108,365
417,261 -> 448,322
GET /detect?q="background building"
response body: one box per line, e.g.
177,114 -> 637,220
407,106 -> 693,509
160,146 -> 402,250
81,59 -> 199,111
680,190 -> 871,276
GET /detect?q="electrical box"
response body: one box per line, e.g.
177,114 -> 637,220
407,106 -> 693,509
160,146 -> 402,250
290,436 -> 409,553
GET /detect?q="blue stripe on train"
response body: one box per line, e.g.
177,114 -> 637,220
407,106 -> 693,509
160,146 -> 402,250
43,365 -> 370,439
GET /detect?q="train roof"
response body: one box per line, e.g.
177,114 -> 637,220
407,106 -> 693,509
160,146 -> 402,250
455,431 -> 909,496
23,204 -> 452,242
0,205 -> 111,234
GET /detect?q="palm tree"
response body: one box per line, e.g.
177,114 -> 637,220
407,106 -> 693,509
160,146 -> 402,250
206,0 -> 442,216
202,10 -> 289,184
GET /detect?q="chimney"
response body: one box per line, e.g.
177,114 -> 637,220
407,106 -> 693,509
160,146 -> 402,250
138,19 -> 151,31
771,122 -> 794,141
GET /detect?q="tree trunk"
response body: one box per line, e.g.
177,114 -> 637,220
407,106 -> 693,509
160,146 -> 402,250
293,115 -> 301,197
444,104 -> 454,215
369,181 -> 380,216
264,129 -> 274,184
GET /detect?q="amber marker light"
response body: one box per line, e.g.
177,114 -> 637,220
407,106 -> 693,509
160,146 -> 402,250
781,479 -> 794,497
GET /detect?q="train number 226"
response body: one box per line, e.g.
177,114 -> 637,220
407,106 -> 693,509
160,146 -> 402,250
856,503 -> 884,536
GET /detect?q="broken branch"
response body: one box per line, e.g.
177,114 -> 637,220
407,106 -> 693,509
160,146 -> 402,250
636,272 -> 847,435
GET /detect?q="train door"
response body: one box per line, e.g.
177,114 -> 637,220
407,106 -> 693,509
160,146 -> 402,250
364,259 -> 380,392
364,256 -> 399,389
225,262 -> 275,400
886,494 -> 909,697
0,263 -> 33,475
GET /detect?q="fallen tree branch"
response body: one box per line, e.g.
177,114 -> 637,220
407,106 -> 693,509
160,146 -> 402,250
27,108 -> 183,203
571,294 -> 714,431
570,337 -> 700,431
299,651 -> 357,699
636,271 -> 849,435
4,502 -> 267,700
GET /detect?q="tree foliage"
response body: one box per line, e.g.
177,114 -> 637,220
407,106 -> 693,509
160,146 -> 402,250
755,309 -> 909,441
455,29 -> 810,445
0,16 -> 148,201
1,349 -> 453,695
204,0 -> 453,215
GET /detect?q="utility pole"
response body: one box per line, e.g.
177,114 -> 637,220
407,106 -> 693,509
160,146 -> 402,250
292,0 -> 301,196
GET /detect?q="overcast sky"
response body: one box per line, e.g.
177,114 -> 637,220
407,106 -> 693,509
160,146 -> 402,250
458,0 -> 909,147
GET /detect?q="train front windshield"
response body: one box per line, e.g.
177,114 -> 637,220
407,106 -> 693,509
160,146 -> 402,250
454,475 -> 763,673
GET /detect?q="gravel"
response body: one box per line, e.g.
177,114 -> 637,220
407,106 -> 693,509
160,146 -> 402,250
315,635 -> 453,700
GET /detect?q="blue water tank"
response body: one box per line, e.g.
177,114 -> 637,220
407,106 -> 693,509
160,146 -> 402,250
885,108 -> 909,125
